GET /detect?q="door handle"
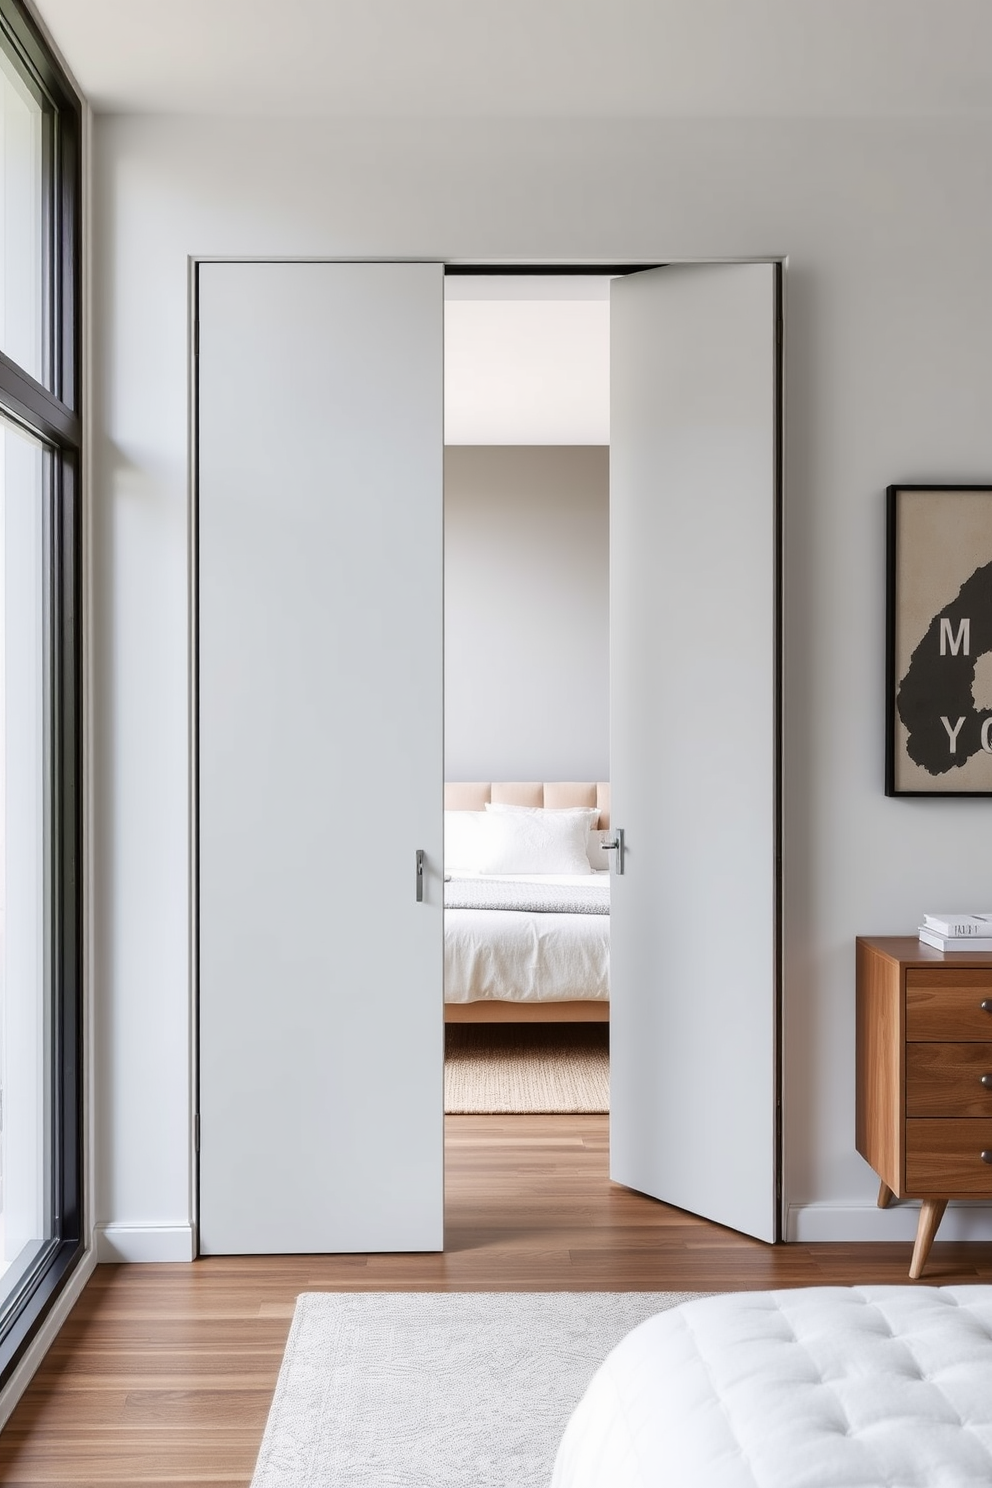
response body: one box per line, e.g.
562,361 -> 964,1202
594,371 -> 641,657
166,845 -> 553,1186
416,849 -> 425,902
602,828 -> 624,876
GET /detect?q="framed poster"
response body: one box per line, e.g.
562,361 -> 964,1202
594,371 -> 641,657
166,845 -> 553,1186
887,485 -> 992,795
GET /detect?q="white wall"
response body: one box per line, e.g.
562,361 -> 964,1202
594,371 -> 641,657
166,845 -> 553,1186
92,114 -> 992,1257
445,446 -> 609,783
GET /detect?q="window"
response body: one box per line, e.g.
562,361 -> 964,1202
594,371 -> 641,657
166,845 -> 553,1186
0,0 -> 81,1386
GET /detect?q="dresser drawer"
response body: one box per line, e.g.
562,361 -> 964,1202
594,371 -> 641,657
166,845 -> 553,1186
906,1044 -> 992,1116
905,970 -> 992,1041
906,1119 -> 992,1193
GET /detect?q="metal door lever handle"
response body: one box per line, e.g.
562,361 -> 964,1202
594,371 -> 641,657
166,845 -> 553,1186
416,849 -> 425,902
602,828 -> 625,876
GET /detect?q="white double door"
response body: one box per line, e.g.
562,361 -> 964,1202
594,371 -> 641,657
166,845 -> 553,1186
197,260 -> 778,1255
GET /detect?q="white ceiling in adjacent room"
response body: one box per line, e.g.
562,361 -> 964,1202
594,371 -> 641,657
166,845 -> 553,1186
32,0 -> 992,119
444,278 -> 610,445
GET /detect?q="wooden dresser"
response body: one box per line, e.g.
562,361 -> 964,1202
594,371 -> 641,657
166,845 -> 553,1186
856,936 -> 992,1277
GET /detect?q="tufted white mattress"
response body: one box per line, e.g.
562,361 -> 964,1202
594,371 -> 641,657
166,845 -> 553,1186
551,1286 -> 992,1488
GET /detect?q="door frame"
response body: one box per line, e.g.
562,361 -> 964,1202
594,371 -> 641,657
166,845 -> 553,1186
188,255 -> 786,1253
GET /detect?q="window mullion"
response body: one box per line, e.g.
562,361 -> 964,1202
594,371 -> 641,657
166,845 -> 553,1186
0,352 -> 79,447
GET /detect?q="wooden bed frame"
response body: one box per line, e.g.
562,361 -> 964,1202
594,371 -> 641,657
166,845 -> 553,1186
445,999 -> 609,1024
444,781 -> 610,1025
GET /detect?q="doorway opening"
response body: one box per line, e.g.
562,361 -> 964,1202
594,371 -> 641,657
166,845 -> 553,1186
441,273 -> 614,1213
440,260 -> 783,1248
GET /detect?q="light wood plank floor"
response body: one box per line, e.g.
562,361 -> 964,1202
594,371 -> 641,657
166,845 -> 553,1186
3,1113 -> 992,1486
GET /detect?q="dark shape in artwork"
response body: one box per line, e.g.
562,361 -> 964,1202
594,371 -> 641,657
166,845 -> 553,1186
897,560 -> 992,774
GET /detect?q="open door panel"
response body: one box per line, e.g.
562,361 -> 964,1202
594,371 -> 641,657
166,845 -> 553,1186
609,262 -> 779,1243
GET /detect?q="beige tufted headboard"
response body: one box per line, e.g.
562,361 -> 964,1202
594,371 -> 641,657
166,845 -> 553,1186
444,781 -> 610,830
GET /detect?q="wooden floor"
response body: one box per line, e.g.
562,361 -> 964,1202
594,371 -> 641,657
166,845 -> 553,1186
4,1113 -> 992,1485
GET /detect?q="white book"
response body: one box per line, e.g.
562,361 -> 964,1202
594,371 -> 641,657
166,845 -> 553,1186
922,912 -> 992,937
918,927 -> 992,953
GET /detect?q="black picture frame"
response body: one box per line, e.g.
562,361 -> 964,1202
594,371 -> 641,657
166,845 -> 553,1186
886,484 -> 992,796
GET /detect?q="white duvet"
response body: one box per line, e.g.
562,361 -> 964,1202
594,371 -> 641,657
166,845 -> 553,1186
552,1286 -> 992,1488
444,873 -> 610,1004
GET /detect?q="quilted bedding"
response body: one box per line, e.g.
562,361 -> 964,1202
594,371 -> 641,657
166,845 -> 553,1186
444,874 -> 610,915
552,1286 -> 992,1487
444,872 -> 610,1004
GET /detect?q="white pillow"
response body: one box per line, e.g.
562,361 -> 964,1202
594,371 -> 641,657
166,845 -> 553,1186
477,805 -> 594,875
586,827 -> 612,872
486,803 -> 599,824
486,803 -> 602,866
443,810 -> 486,873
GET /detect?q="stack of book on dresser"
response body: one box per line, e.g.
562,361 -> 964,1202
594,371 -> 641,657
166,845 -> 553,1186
918,913 -> 992,952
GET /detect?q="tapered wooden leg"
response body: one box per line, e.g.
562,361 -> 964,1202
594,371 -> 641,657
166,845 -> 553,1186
909,1198 -> 947,1279
877,1179 -> 895,1209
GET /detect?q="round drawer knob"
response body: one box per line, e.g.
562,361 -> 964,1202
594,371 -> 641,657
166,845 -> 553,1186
982,1152 -> 992,1165
982,1075 -> 992,1090
982,1000 -> 992,1013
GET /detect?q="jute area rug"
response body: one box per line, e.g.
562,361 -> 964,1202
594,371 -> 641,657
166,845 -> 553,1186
444,1024 -> 609,1115
250,1290 -> 697,1488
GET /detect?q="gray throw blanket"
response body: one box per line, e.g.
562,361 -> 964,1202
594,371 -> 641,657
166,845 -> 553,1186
444,875 -> 610,915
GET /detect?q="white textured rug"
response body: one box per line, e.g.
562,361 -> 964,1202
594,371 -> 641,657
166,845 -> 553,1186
444,1025 -> 609,1113
250,1290 -> 696,1488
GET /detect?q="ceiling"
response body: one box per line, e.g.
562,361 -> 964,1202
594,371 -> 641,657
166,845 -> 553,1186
444,277 -> 610,445
33,0 -> 992,119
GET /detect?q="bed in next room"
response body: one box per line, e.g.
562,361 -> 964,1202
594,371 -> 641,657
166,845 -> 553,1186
443,781 -> 611,1024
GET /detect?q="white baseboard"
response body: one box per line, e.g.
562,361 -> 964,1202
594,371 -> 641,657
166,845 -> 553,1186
95,1223 -> 196,1262
788,1201 -> 992,1243
0,1246 -> 97,1431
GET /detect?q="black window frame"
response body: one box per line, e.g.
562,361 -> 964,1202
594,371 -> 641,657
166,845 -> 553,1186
0,0 -> 83,1390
